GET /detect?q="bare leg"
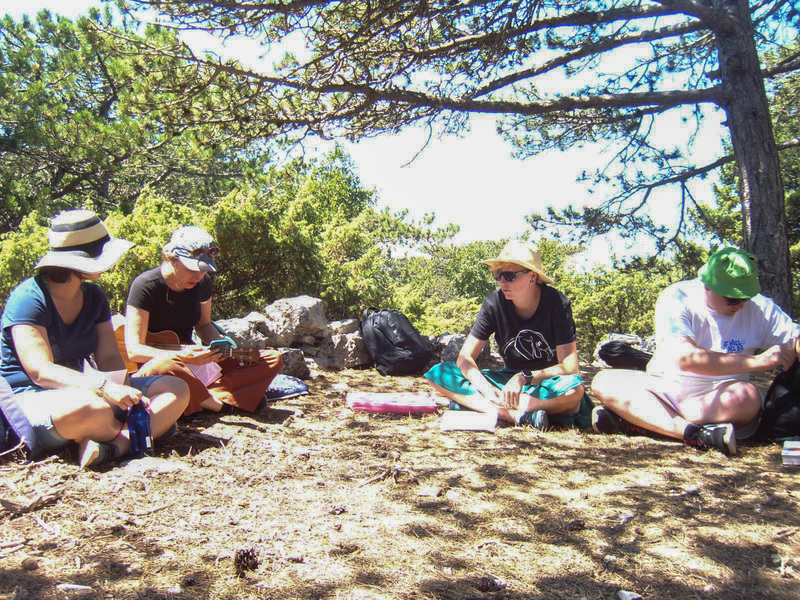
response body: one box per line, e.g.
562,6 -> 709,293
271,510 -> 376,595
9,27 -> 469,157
144,376 -> 190,438
674,380 -> 761,427
200,396 -> 224,411
513,385 -> 584,419
426,380 -> 497,413
592,370 -> 687,439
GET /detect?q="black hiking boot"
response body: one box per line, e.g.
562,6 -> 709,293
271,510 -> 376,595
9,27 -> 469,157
683,423 -> 736,456
591,406 -> 651,436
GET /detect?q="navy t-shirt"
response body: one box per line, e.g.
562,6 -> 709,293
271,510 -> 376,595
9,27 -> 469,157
127,266 -> 213,344
0,276 -> 111,390
470,286 -> 577,371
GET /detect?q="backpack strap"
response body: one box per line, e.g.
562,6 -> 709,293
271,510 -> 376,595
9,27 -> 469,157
0,377 -> 44,461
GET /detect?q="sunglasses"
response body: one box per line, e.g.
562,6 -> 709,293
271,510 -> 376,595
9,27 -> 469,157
187,245 -> 220,258
494,269 -> 531,283
723,296 -> 747,306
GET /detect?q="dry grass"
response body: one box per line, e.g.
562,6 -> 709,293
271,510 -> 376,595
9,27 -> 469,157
2,365 -> 799,600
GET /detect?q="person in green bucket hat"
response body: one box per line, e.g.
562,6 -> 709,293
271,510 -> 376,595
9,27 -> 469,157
591,247 -> 800,456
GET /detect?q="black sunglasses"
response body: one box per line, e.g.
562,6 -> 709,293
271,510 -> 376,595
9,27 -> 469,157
189,245 -> 220,258
494,269 -> 531,283
724,296 -> 747,306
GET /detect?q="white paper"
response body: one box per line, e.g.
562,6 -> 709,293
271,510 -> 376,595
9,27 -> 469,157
439,409 -> 497,432
186,362 -> 223,387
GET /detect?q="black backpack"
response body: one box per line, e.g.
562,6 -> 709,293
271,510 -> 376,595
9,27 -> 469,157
361,307 -> 433,376
756,361 -> 800,442
597,341 -> 653,371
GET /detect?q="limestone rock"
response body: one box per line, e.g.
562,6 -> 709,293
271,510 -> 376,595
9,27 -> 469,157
315,332 -> 371,371
263,296 -> 328,346
326,318 -> 360,336
278,347 -> 311,379
215,312 -> 278,348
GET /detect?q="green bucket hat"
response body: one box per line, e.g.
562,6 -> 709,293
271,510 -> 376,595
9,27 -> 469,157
698,247 -> 761,299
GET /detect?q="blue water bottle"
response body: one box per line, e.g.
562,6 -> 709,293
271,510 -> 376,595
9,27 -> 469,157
127,402 -> 153,458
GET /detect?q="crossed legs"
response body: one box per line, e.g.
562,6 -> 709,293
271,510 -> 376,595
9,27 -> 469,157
591,369 -> 762,439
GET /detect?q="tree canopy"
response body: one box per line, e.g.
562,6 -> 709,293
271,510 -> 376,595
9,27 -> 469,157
0,8 -> 274,232
114,0 -> 799,308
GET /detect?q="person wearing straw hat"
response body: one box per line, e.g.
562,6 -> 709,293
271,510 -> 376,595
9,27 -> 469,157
124,225 -> 283,415
424,239 -> 592,429
0,210 -> 190,467
591,247 -> 800,456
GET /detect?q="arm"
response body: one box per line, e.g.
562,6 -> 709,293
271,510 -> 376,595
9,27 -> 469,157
94,320 -> 129,373
11,324 -> 142,409
500,342 -> 580,408
193,299 -> 225,344
455,335 -> 501,402
125,304 -> 220,366
124,305 -> 173,364
677,336 -> 796,375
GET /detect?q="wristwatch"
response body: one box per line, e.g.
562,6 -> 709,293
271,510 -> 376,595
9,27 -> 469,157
521,370 -> 533,386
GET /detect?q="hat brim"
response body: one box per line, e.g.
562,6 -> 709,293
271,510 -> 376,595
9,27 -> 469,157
34,238 -> 135,274
481,258 -> 554,284
698,263 -> 760,299
177,254 -> 217,273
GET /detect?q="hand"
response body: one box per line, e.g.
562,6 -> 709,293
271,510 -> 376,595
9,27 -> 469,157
498,373 -> 526,409
178,345 -> 222,365
99,381 -> 144,410
758,341 -> 796,371
475,382 -> 502,407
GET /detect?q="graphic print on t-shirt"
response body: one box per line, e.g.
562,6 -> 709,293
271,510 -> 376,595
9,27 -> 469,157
502,329 -> 555,363
723,339 -> 744,354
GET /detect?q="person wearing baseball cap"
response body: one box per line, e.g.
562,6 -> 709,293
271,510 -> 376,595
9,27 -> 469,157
591,247 -> 800,455
0,210 -> 190,467
424,239 -> 592,430
124,225 -> 283,416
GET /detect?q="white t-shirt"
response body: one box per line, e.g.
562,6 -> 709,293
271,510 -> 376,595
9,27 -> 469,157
646,278 -> 800,382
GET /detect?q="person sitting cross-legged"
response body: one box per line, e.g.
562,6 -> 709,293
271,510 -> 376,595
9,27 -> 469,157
591,247 -> 800,456
424,240 -> 593,430
0,210 -> 190,468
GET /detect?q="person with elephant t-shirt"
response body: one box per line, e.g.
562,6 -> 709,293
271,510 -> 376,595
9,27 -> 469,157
424,240 -> 592,430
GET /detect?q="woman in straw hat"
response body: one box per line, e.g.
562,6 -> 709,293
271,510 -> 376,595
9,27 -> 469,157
0,210 -> 190,467
123,225 -> 283,415
425,240 -> 592,429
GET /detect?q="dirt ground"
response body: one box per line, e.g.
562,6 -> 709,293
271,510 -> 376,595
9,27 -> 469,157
2,364 -> 799,600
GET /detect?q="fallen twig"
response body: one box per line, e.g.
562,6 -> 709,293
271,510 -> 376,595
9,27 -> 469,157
359,468 -> 394,487
0,489 -> 63,515
130,502 -> 175,517
0,440 -> 24,458
0,544 -> 26,559
0,538 -> 30,549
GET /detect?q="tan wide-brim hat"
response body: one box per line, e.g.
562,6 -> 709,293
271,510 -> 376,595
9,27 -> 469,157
34,210 -> 134,274
481,240 -> 554,284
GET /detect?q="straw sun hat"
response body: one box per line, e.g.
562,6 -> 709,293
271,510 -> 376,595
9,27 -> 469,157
34,210 -> 134,274
481,240 -> 554,284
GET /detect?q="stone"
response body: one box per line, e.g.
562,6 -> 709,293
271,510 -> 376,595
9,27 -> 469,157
315,332 -> 372,370
327,318 -> 361,336
215,312 -> 278,348
278,348 -> 311,379
436,333 -> 491,365
263,296 -> 328,346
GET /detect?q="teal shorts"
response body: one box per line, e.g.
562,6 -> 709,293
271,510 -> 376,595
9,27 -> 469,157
424,362 -> 593,428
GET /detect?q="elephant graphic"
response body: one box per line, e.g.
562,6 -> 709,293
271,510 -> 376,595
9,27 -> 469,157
502,329 -> 554,362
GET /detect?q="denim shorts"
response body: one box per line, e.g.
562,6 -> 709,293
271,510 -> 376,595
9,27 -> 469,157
15,376 -> 161,453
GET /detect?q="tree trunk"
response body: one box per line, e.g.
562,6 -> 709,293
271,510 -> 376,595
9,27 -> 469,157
715,0 -> 791,312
